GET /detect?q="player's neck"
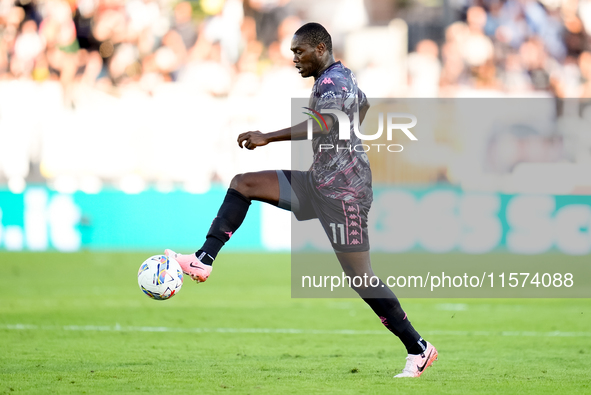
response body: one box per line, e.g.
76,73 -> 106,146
313,57 -> 336,80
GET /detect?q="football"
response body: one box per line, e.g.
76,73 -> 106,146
137,255 -> 183,300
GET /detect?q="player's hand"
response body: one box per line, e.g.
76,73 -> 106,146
237,131 -> 269,150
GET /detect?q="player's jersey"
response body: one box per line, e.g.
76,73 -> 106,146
309,61 -> 373,205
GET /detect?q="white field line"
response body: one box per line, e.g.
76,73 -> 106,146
1,324 -> 590,337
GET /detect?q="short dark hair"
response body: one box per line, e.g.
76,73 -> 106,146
294,23 -> 332,54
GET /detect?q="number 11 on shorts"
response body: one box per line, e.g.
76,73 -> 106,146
330,223 -> 345,245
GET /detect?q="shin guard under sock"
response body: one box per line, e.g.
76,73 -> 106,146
197,188 -> 251,263
354,280 -> 425,354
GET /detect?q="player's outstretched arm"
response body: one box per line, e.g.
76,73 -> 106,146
237,116 -> 334,150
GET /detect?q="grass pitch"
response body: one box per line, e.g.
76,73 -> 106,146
1,251 -> 590,394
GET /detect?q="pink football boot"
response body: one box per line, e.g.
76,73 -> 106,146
394,341 -> 438,378
165,249 -> 212,283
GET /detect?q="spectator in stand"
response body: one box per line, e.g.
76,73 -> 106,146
440,21 -> 469,94
580,51 -> 591,97
408,39 -> 441,97
172,1 -> 197,51
12,19 -> 43,78
1,0 -> 591,100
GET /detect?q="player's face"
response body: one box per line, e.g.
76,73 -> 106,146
290,35 -> 322,78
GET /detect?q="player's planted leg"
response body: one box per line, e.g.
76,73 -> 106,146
336,251 -> 438,377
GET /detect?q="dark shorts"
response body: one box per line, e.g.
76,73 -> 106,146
276,170 -> 370,253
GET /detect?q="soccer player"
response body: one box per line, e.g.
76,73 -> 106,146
166,22 -> 438,378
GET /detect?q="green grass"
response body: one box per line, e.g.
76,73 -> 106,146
1,252 -> 590,394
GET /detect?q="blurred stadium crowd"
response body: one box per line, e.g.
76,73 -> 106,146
1,0 -> 591,194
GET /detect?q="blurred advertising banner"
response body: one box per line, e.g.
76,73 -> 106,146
0,187 -> 269,252
2,186 -> 591,255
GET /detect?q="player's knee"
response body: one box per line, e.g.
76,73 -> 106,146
230,173 -> 246,194
341,265 -> 376,292
230,173 -> 257,197
341,264 -> 372,279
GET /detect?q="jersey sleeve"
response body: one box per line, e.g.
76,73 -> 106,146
357,88 -> 368,109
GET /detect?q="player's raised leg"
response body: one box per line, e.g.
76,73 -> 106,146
335,251 -> 438,377
167,171 -> 281,282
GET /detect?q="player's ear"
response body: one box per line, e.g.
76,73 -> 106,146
316,42 -> 326,56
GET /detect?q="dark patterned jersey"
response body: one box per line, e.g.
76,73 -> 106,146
309,61 -> 373,205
